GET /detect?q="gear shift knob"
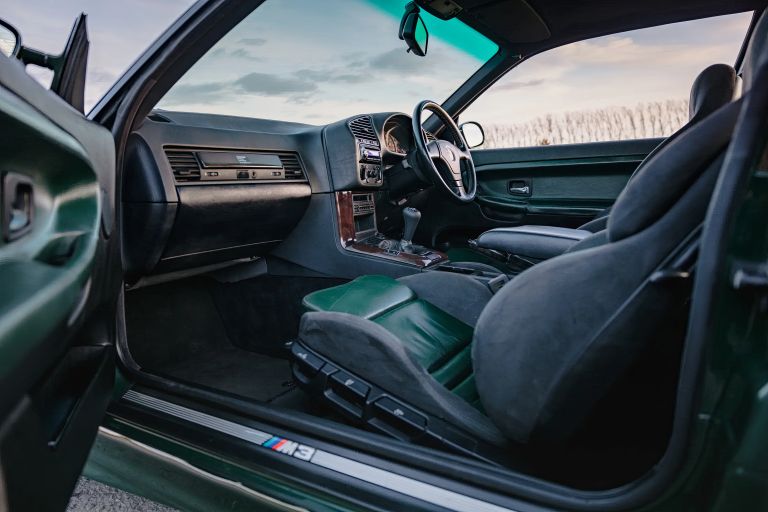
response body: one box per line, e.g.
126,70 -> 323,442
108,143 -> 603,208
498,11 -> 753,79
401,207 -> 421,246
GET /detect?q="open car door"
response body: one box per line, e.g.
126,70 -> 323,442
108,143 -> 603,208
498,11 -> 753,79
0,26 -> 117,512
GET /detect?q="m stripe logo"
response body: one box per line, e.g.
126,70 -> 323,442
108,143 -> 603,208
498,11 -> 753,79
262,436 -> 316,461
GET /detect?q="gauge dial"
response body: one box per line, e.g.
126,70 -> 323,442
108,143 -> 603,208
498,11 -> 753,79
385,130 -> 405,154
383,123 -> 411,155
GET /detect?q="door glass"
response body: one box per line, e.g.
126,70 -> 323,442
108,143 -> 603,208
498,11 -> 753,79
2,0 -> 197,111
461,12 -> 752,148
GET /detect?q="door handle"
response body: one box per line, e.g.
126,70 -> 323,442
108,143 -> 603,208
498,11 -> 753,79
2,172 -> 34,242
508,180 -> 531,196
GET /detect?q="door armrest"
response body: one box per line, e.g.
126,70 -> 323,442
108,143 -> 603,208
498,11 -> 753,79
473,226 -> 591,260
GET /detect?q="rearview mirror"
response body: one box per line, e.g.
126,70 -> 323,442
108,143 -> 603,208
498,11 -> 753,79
399,3 -> 429,57
0,19 -> 21,58
460,121 -> 485,148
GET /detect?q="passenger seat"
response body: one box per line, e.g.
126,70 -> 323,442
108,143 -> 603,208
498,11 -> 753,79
468,63 -> 739,264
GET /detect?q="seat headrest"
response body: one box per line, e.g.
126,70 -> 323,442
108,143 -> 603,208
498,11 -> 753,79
688,64 -> 737,121
742,9 -> 768,90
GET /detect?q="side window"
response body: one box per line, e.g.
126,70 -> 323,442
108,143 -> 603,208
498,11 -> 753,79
462,13 -> 752,149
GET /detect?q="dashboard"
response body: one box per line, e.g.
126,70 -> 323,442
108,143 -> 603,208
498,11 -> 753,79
122,109 -> 435,281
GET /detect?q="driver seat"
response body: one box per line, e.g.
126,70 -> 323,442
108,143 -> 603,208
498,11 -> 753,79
291,15 -> 766,452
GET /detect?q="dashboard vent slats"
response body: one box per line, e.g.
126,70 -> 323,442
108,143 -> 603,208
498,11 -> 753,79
165,147 -> 306,183
278,153 -> 305,180
348,116 -> 378,142
165,150 -> 201,182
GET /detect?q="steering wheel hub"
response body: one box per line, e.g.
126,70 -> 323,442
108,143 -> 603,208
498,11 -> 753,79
411,100 -> 477,202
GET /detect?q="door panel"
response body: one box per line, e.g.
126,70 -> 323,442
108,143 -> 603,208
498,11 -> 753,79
416,138 -> 662,248
473,138 -> 661,224
0,56 -> 116,511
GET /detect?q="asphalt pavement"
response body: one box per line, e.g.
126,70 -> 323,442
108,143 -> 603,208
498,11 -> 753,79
66,477 -> 178,512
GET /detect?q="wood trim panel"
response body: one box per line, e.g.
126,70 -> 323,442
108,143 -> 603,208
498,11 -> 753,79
335,191 -> 447,268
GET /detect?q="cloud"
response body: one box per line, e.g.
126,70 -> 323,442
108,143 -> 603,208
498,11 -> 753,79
294,68 -> 371,84
493,79 -> 544,91
235,72 -> 317,96
238,37 -> 267,46
369,48 -> 434,73
229,48 -> 262,61
161,82 -> 230,105
164,70 -> 322,106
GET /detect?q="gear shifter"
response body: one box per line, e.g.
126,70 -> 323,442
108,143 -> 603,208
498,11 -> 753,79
400,207 -> 421,253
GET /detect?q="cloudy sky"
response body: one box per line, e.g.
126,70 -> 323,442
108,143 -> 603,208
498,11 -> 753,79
464,11 -> 752,124
2,0 -> 196,109
1,1 -> 753,124
157,0 -> 497,122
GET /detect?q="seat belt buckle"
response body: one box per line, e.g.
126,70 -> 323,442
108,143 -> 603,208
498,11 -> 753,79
487,273 -> 509,294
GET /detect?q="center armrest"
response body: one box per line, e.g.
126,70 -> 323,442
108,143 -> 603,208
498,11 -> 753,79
474,226 -> 591,260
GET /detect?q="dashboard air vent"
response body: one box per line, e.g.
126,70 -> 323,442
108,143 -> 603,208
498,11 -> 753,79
424,130 -> 437,142
277,153 -> 305,180
165,150 -> 201,182
348,116 -> 378,143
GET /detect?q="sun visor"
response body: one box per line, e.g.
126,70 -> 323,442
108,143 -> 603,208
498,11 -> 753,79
464,0 -> 550,43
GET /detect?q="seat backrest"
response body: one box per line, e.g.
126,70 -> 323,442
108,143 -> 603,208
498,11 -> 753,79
472,11 -> 766,444
579,63 -> 737,233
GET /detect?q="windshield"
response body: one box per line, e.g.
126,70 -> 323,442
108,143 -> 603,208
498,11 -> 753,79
157,0 -> 498,124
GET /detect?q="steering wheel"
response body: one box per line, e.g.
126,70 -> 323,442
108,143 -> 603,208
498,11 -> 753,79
411,100 -> 477,202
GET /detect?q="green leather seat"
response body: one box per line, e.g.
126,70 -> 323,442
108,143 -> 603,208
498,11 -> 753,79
303,275 -> 482,408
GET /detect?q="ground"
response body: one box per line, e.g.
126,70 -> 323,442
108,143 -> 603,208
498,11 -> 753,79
66,478 -> 177,512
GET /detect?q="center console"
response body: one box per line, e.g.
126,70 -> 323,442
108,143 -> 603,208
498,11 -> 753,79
335,191 -> 447,268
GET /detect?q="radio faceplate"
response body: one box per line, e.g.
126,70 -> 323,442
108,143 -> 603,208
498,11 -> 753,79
348,116 -> 383,187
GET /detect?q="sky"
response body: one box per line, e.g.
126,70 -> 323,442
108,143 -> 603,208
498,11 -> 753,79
0,1 -> 753,124
2,0 -> 197,110
463,11 -> 752,125
157,0 -> 498,123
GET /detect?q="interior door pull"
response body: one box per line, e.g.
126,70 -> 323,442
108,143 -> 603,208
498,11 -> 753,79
2,172 -> 35,242
508,180 -> 531,196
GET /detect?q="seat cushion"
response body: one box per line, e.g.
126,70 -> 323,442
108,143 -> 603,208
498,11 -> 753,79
301,274 -> 487,406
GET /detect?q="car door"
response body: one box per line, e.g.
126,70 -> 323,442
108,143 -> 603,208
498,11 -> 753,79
0,35 -> 117,512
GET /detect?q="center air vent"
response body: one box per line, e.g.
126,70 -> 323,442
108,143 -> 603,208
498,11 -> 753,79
348,116 -> 379,146
165,150 -> 201,182
165,147 -> 306,183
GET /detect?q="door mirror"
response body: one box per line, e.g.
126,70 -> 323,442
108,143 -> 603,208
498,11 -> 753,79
460,121 -> 485,148
399,3 -> 429,57
0,20 -> 21,58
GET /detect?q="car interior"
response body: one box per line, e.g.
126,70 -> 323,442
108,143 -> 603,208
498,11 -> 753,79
115,0 -> 767,494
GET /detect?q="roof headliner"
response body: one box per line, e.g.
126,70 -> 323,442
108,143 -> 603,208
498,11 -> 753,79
450,0 -> 767,55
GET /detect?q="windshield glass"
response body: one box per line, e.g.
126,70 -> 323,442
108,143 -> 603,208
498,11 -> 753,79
157,0 -> 498,124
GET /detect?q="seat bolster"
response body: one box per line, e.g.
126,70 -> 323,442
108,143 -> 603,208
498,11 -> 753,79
302,275 -> 415,319
578,214 -> 609,233
299,311 -> 507,446
475,226 -> 591,260
398,271 -> 492,327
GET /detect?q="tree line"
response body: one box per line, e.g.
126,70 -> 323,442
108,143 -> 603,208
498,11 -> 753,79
480,99 -> 689,148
